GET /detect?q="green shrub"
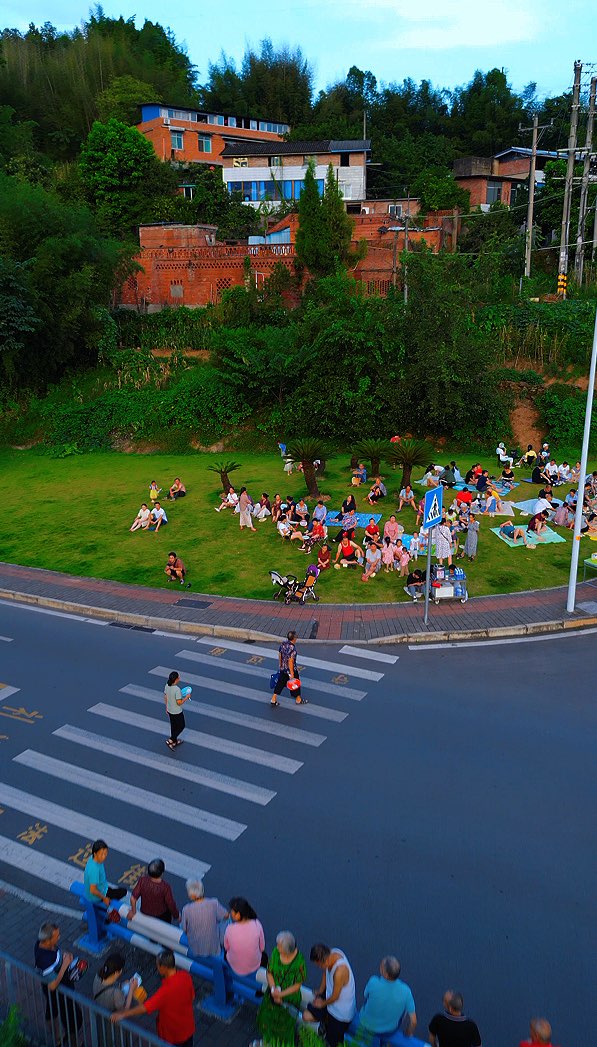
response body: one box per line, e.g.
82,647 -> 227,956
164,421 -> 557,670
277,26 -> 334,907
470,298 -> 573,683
0,1006 -> 27,1047
537,386 -> 597,449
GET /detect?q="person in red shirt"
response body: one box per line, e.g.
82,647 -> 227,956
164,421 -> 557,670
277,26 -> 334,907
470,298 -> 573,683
363,518 -> 381,546
111,949 -> 195,1047
520,1016 -> 559,1047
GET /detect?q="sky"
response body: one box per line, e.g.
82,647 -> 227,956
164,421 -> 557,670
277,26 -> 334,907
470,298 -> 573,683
3,0 -> 596,99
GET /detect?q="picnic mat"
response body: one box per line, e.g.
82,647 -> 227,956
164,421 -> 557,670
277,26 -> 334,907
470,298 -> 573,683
327,511 -> 382,528
514,498 -> 562,515
491,525 -> 566,547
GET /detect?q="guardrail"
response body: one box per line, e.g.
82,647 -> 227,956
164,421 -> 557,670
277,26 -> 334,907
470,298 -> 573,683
69,883 -> 428,1046
0,949 -> 165,1047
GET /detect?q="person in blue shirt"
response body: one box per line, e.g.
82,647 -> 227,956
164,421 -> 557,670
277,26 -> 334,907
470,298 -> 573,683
84,840 -> 127,907
357,956 -> 417,1038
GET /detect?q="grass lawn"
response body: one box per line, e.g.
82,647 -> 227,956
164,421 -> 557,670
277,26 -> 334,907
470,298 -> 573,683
1,448 -> 595,604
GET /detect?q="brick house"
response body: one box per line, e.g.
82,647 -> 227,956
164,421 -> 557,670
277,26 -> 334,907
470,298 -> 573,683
135,103 -> 289,173
453,147 -> 561,209
220,139 -> 370,205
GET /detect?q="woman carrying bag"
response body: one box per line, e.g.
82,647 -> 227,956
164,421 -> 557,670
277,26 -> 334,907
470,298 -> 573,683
163,671 -> 192,750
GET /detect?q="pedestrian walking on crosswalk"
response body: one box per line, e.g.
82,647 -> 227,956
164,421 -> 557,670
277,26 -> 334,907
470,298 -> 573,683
164,671 -> 191,750
270,631 -> 308,708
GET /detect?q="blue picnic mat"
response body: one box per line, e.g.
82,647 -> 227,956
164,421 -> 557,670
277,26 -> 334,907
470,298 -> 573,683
327,511 -> 382,528
492,525 -> 566,547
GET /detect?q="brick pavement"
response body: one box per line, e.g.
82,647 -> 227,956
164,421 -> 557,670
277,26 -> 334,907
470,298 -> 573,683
1,561 -> 597,642
0,883 -> 258,1047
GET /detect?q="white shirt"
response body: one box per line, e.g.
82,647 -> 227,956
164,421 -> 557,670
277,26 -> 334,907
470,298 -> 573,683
277,521 -> 291,537
137,508 -> 150,524
558,465 -> 570,480
151,507 -> 168,523
326,949 -> 356,1022
227,491 -> 239,505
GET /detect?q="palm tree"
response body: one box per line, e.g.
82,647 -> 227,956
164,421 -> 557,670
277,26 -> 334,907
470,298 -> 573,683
286,439 -> 331,499
207,460 -> 241,494
385,439 -> 434,489
353,438 -> 388,478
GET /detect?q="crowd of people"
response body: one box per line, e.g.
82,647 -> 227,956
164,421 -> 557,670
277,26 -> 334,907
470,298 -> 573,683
34,844 -> 561,1047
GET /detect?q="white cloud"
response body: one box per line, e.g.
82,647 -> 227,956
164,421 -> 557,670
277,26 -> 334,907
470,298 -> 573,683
316,0 -> 542,50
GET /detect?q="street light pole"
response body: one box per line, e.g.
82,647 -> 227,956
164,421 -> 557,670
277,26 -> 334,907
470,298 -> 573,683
566,305 -> 597,613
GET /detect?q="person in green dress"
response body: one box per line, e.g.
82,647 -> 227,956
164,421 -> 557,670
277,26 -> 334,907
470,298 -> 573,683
255,931 -> 307,1046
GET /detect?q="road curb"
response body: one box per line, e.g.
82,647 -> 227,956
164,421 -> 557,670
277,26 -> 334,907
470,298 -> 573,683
2,585 -> 597,646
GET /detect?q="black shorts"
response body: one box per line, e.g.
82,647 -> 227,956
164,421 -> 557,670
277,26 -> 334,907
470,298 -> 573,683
274,670 -> 301,698
306,1003 -> 351,1047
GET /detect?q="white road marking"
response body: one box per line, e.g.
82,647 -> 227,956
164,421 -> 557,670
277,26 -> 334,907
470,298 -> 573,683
0,686 -> 20,702
0,780 -> 210,877
0,835 -> 83,891
193,638 -> 385,681
408,627 -> 597,650
0,636 -> 13,643
55,725 -> 275,806
89,703 -> 303,775
0,600 -> 108,626
154,630 -> 200,642
161,658 -> 367,701
122,681 -> 347,724
0,876 -> 82,918
123,686 -> 326,747
339,645 -> 398,664
14,750 -> 247,841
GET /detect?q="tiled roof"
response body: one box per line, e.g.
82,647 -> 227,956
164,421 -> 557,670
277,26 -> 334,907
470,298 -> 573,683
221,139 -> 370,157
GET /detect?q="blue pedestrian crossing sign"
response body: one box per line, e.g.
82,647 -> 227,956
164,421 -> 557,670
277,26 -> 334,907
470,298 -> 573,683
423,487 -> 443,529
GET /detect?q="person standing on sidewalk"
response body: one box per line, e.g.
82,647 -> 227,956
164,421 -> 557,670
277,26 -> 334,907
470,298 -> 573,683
164,671 -> 191,750
271,630 -> 308,707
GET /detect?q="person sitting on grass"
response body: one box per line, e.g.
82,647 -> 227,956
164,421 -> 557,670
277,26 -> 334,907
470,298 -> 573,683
570,461 -> 581,483
361,542 -> 382,582
253,493 -> 272,522
351,463 -> 367,487
310,499 -> 328,531
383,514 -> 402,544
499,521 -> 531,547
367,479 -> 386,505
165,552 -> 189,585
270,493 -> 283,523
334,507 -> 358,542
439,462 -> 456,488
398,484 -> 417,511
317,544 -> 331,571
149,501 -> 168,532
558,461 -> 571,483
341,493 -> 357,515
500,465 -> 516,488
363,517 -> 381,546
300,518 -> 327,552
404,568 -> 426,601
293,497 -> 310,528
527,509 -> 549,541
531,463 -> 550,485
475,470 -> 490,495
216,486 -> 239,512
167,477 -> 186,500
334,534 -> 365,569
130,503 -> 151,532
545,459 -> 561,486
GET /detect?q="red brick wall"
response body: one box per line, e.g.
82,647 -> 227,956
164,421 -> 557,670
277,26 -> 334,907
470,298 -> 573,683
137,117 -> 284,165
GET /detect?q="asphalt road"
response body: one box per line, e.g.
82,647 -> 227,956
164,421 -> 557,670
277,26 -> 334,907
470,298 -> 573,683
0,599 -> 594,1046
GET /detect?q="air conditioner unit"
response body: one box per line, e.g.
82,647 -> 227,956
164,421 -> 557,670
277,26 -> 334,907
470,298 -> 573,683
163,117 -> 170,126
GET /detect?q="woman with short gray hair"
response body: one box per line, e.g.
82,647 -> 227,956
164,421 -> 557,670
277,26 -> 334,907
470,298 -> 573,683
255,930 -> 306,1046
180,879 -> 228,957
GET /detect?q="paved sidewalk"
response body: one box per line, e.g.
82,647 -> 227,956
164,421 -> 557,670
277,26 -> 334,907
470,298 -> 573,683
0,884 -> 257,1047
1,561 -> 597,642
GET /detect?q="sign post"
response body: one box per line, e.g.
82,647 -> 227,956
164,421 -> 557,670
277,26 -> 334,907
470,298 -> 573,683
422,487 -> 443,626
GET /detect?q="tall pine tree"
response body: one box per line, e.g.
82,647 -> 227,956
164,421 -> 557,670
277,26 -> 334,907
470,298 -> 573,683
296,162 -> 355,277
295,160 -> 325,275
320,163 -> 354,272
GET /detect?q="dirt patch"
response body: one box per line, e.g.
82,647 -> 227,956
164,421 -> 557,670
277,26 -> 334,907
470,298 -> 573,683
150,349 -> 210,360
111,437 -> 164,454
510,401 -> 543,449
191,439 -> 225,453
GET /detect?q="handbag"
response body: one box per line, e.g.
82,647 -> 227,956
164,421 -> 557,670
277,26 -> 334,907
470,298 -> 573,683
270,671 -> 281,690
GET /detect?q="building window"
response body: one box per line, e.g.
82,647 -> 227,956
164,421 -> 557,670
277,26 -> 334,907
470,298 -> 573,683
269,156 -> 282,167
233,157 -> 248,168
183,186 -> 195,200
258,121 -> 288,134
167,109 -> 196,122
198,135 -> 212,152
250,119 -> 258,130
339,152 -> 350,167
388,204 -> 402,217
207,114 -> 225,125
486,180 -> 502,204
226,116 -> 237,127
170,280 -> 183,299
303,155 -> 316,166
170,131 -> 184,151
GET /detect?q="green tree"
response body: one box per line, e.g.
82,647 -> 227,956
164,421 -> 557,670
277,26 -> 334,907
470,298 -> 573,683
97,75 -> 159,124
0,258 -> 39,382
321,164 -> 356,270
295,161 -> 325,275
385,438 -> 433,489
202,39 -> 313,125
286,438 -> 330,498
296,163 -> 357,277
411,167 -> 470,213
79,118 -> 177,236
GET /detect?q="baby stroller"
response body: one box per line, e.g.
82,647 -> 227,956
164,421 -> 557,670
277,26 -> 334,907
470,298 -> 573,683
270,565 -> 321,604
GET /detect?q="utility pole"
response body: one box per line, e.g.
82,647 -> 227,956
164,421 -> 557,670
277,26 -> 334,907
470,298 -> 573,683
523,116 -> 538,279
403,194 -> 410,304
558,60 -> 583,297
574,76 -> 597,286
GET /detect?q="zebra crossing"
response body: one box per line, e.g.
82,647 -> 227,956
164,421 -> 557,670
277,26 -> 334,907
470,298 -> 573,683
0,637 -> 395,906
